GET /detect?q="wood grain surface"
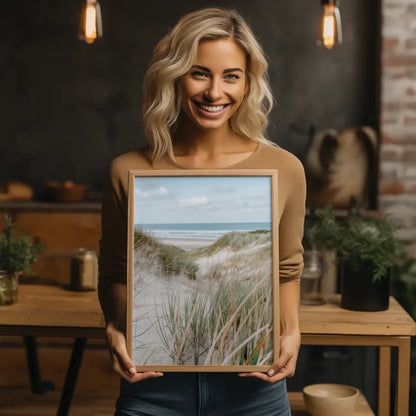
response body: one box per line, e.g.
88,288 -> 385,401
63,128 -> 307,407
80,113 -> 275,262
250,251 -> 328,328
300,295 -> 416,336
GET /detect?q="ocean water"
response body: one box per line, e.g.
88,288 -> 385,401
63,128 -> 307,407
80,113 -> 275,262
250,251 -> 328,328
136,222 -> 271,241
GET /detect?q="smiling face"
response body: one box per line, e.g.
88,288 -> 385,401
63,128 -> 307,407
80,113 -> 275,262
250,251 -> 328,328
179,38 -> 248,133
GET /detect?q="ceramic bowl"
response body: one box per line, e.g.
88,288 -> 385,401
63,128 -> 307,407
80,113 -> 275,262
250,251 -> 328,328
303,383 -> 359,416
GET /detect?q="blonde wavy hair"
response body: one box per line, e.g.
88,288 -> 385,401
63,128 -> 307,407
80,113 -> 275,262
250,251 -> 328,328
143,8 -> 274,162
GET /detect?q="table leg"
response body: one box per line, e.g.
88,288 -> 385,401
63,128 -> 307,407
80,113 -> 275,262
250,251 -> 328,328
57,337 -> 87,416
378,346 -> 391,416
396,337 -> 410,416
23,336 -> 55,394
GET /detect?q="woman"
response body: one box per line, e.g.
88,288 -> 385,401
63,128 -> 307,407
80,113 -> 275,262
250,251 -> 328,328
99,8 -> 305,416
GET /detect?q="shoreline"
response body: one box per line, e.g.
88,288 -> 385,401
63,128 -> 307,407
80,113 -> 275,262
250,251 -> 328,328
160,237 -> 214,251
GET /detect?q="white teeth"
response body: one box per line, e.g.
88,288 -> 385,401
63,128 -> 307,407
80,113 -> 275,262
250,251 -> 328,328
199,104 -> 226,113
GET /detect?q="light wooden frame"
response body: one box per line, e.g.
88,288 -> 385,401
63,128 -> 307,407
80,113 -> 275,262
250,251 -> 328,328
127,169 -> 279,372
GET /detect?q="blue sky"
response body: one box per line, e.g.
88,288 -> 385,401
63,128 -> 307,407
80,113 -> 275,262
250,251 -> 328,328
134,176 -> 272,224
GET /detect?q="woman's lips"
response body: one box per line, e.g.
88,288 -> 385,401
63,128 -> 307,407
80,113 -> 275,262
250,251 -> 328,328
194,102 -> 230,117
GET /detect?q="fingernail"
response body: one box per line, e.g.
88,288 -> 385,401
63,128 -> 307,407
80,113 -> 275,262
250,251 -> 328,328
128,367 -> 136,375
267,369 -> 275,377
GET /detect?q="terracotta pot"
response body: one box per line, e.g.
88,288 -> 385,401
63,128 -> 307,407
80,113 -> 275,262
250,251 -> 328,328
340,263 -> 390,311
0,270 -> 19,306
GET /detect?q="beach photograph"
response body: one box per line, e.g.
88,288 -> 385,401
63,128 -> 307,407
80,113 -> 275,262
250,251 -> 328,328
130,174 -> 277,369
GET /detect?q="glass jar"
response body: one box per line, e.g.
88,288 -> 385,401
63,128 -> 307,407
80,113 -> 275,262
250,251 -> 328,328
70,249 -> 98,291
0,270 -> 19,306
300,249 -> 326,305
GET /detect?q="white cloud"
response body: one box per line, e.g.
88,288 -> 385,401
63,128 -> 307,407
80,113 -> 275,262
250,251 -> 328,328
178,196 -> 209,207
135,186 -> 168,198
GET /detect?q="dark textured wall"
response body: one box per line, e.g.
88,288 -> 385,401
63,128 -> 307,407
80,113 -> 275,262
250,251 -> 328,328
0,0 -> 379,196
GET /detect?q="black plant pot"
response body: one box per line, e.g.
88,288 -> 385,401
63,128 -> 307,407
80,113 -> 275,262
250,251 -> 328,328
340,263 -> 390,311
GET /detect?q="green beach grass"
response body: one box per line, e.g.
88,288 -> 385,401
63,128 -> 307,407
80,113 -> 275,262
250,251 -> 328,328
133,228 -> 273,366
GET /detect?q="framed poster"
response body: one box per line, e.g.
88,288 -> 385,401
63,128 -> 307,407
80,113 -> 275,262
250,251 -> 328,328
127,169 -> 279,372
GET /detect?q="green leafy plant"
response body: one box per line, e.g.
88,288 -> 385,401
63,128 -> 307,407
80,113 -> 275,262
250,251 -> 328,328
0,215 -> 44,273
310,206 -> 403,281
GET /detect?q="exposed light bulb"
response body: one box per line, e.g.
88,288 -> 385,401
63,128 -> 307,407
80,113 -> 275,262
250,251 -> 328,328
79,0 -> 103,45
85,4 -> 97,43
318,0 -> 342,50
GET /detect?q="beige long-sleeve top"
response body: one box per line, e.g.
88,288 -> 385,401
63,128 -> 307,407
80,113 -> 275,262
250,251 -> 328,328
99,142 -> 306,285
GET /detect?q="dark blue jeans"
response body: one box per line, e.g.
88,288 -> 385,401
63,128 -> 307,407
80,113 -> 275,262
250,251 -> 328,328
115,373 -> 291,416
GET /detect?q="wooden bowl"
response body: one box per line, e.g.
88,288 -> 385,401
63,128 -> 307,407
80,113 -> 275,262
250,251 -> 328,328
303,383 -> 359,416
45,181 -> 88,202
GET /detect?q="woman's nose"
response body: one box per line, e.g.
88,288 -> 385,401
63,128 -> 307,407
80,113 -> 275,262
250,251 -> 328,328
203,78 -> 222,102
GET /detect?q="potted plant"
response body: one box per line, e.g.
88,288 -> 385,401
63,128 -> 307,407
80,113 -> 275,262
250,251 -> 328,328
0,215 -> 43,305
310,206 -> 403,311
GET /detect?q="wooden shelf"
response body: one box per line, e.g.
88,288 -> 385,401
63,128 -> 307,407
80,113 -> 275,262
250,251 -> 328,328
289,391 -> 375,416
0,200 -> 101,212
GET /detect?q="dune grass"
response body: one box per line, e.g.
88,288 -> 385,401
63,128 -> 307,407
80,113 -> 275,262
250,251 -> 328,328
134,229 -> 198,279
156,271 -> 273,366
157,291 -> 211,365
134,228 -> 274,366
189,230 -> 271,258
134,229 -> 270,281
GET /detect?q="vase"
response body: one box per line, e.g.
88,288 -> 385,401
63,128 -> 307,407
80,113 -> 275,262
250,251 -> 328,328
340,263 -> 390,311
301,249 -> 326,305
0,270 -> 19,306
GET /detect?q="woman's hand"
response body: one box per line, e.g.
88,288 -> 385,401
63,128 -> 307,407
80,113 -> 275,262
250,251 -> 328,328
239,331 -> 301,383
106,322 -> 164,383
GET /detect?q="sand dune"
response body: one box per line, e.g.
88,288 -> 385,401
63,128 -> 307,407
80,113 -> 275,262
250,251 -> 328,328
159,237 -> 214,251
132,230 -> 273,367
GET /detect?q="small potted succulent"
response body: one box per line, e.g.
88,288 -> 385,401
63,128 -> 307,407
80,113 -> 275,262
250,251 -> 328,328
0,215 -> 43,305
308,206 -> 403,311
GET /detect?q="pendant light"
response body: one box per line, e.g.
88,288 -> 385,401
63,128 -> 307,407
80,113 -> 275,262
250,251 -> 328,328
79,0 -> 103,45
318,0 -> 342,49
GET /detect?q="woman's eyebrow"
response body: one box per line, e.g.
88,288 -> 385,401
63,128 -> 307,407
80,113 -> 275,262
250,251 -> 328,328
191,65 -> 211,72
223,68 -> 244,74
191,65 -> 244,74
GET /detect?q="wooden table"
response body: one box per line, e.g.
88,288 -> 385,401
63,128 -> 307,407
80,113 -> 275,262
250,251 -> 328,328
0,284 -> 105,416
0,286 -> 415,416
300,295 -> 416,416
0,284 -> 105,338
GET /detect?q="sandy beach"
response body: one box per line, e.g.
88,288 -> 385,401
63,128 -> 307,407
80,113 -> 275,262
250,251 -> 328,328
160,237 -> 215,251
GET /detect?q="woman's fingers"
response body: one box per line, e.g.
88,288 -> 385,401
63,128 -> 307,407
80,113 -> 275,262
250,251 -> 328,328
111,337 -> 137,376
112,355 -> 163,383
239,333 -> 300,383
268,349 -> 296,378
238,356 -> 295,383
106,323 -> 163,382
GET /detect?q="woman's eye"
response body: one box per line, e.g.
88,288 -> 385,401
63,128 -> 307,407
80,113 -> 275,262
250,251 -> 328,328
191,71 -> 208,78
225,73 -> 240,80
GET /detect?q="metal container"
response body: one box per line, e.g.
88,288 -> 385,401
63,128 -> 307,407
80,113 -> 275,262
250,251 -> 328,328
70,248 -> 98,291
